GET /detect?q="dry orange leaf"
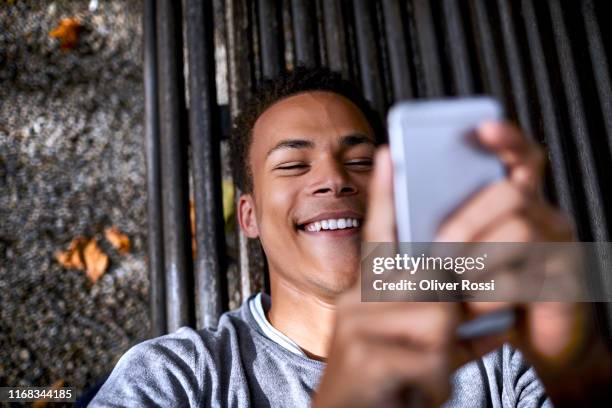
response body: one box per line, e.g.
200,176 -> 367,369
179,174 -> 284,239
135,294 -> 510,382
105,226 -> 131,255
83,239 -> 109,283
49,18 -> 82,50
32,379 -> 65,408
57,236 -> 109,283
55,236 -> 87,270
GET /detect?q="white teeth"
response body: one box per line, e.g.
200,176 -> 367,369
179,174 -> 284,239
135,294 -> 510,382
303,218 -> 361,232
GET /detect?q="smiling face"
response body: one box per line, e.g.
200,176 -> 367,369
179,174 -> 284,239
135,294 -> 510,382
238,91 -> 376,298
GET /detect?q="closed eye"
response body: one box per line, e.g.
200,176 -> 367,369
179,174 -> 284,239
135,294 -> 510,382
345,159 -> 373,169
275,163 -> 309,170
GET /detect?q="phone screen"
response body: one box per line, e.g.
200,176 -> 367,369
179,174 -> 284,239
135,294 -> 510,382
388,98 -> 505,242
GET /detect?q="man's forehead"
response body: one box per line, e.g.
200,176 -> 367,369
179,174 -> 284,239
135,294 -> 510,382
252,91 -> 373,142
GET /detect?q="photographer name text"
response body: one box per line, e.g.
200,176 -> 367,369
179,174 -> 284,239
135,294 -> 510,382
372,279 -> 495,291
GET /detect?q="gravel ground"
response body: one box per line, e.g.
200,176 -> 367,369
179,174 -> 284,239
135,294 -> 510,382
0,0 -> 150,395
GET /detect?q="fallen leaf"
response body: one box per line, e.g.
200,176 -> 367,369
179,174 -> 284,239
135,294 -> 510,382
104,226 -> 131,255
49,18 -> 81,50
32,379 -> 65,408
55,236 -> 87,270
83,239 -> 109,283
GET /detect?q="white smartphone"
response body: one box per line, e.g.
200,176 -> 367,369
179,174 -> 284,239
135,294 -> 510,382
387,97 -> 505,242
388,98 -> 514,340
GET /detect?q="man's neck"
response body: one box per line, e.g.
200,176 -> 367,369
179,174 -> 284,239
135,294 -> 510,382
267,277 -> 337,361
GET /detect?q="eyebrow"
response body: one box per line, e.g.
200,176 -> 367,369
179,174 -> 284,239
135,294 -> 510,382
340,133 -> 375,147
265,133 -> 374,158
266,139 -> 315,158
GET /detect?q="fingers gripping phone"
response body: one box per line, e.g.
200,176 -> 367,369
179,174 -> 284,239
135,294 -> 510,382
387,97 -> 505,242
387,97 -> 514,340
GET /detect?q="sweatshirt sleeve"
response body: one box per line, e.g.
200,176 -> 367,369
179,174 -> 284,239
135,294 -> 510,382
503,345 -> 552,408
89,327 -> 205,408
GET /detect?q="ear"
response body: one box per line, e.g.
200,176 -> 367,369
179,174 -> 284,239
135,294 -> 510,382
238,194 -> 260,238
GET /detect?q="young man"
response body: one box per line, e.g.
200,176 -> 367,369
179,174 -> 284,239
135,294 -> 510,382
91,67 -> 611,407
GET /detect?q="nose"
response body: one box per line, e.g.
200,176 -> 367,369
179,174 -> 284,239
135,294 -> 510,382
308,157 -> 358,197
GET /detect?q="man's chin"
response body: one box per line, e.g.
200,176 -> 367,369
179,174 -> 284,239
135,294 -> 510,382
297,244 -> 361,295
309,264 -> 359,297
305,239 -> 361,259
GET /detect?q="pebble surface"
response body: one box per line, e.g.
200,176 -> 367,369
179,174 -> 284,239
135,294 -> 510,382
1,0 -> 150,393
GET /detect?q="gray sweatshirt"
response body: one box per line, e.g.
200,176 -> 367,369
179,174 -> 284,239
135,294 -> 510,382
90,293 -> 550,407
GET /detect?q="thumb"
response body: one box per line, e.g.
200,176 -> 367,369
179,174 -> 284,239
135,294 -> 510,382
363,147 -> 396,242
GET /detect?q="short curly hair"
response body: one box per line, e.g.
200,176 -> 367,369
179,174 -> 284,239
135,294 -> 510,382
229,66 -> 387,193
